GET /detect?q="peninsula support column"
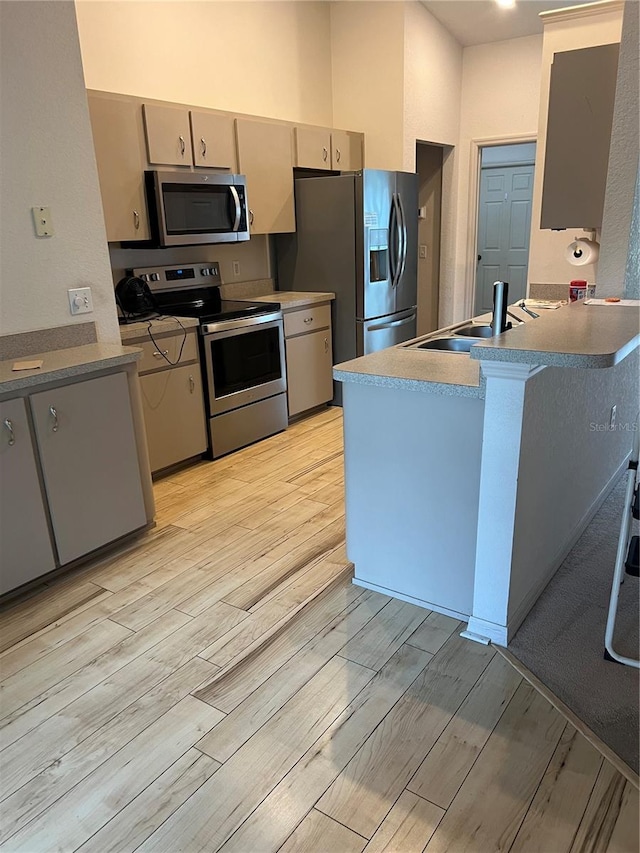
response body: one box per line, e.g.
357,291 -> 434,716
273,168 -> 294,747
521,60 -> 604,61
462,361 -> 544,646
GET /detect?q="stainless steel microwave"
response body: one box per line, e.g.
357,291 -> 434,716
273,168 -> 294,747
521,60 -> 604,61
145,170 -> 250,246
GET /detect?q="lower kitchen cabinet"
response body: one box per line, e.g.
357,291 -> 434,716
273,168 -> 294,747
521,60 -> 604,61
0,398 -> 56,593
284,303 -> 333,418
0,370 -> 148,594
128,325 -> 207,474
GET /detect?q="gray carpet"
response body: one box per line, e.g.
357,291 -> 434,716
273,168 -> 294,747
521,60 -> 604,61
509,474 -> 639,774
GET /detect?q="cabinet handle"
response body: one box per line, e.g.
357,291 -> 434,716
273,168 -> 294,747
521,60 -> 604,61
3,418 -> 15,446
304,317 -> 313,324
322,147 -> 328,162
179,135 -> 186,156
49,405 -> 59,433
133,210 -> 140,230
189,374 -> 195,393
324,337 -> 329,354
249,209 -> 254,226
200,137 -> 207,158
153,350 -> 169,358
335,148 -> 341,163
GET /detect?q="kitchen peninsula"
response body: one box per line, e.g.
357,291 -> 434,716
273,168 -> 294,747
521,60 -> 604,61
335,301 -> 640,645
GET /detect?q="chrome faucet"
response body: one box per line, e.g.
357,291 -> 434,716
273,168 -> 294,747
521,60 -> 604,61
491,281 -> 512,336
519,300 -> 540,319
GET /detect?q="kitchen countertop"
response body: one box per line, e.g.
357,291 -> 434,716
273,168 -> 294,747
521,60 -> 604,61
238,292 -> 335,310
0,343 -> 142,396
333,347 -> 483,398
119,316 -> 200,342
470,299 -> 640,368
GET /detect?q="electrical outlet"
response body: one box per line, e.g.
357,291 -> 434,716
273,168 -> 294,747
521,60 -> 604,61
32,206 -> 54,237
419,245 -> 428,260
68,287 -> 93,315
610,405 -> 617,429
232,260 -> 241,277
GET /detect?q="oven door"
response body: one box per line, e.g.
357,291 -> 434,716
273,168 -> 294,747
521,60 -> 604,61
202,313 -> 286,416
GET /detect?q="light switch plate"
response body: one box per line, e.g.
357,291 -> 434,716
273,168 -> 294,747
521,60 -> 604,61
68,287 -> 93,315
32,206 -> 54,237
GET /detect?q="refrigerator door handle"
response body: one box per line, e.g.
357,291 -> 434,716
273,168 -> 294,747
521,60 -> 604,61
389,193 -> 398,287
397,192 -> 408,283
391,193 -> 403,288
367,311 -> 416,332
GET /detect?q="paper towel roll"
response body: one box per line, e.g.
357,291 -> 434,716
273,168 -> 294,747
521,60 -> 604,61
566,238 -> 600,266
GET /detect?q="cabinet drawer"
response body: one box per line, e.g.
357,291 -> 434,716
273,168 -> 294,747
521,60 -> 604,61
136,332 -> 199,375
284,304 -> 331,338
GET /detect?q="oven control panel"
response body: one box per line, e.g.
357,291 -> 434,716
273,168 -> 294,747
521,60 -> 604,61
131,262 -> 221,291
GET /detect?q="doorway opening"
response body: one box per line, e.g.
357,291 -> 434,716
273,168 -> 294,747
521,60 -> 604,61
473,142 -> 536,316
415,142 -> 444,335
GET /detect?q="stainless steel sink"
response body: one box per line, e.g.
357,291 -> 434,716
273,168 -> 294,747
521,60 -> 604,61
454,324 -> 493,338
415,337 -> 474,352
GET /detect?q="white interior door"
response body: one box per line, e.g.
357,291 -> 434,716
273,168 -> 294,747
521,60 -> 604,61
474,163 -> 534,315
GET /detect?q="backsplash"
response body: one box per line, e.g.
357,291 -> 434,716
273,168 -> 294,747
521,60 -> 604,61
0,322 -> 97,361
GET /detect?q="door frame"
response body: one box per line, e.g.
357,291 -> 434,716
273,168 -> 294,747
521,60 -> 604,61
463,133 -> 537,319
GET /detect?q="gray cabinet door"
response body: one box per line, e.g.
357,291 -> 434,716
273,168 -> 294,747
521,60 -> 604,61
541,43 -> 619,229
30,372 -> 147,565
0,398 -> 56,593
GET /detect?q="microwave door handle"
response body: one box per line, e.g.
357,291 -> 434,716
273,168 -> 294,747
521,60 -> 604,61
229,186 -> 241,232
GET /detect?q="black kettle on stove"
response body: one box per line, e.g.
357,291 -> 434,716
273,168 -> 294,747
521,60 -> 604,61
115,275 -> 159,323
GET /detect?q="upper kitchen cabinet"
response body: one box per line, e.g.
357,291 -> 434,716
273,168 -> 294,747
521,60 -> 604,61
236,119 -> 295,234
331,130 -> 363,171
143,103 -> 193,166
540,43 -> 619,230
190,111 -> 237,170
294,127 -> 332,170
87,92 -> 150,242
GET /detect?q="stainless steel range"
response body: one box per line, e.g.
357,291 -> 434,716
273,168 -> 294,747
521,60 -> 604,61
131,262 -> 287,458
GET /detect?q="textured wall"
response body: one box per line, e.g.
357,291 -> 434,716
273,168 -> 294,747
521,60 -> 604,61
76,1 -> 333,126
0,1 -> 119,342
598,1 -> 640,297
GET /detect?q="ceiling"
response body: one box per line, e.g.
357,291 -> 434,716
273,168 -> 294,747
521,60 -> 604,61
420,0 -> 574,47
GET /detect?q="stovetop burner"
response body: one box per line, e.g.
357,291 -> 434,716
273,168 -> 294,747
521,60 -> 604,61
152,286 -> 279,325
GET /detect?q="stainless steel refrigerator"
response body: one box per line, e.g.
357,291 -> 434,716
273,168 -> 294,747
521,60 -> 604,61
276,169 -> 418,404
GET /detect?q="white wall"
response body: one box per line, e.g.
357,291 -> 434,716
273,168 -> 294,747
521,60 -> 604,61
527,4 -> 623,290
0,1 -> 119,342
453,34 -> 543,322
598,0 -> 639,297
330,2 -> 405,169
75,1 -> 333,126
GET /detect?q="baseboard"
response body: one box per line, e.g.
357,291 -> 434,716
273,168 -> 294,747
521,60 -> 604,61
505,455 -> 630,641
351,577 -> 469,622
464,615 -> 508,645
497,646 -> 640,791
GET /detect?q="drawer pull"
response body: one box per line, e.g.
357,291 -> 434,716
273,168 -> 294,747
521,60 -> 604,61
324,337 -> 329,354
322,147 -> 328,162
49,406 -> 59,433
3,418 -> 15,446
133,210 -> 140,230
153,350 -> 169,358
200,137 -> 207,158
179,135 -> 186,156
189,374 -> 195,393
304,317 -> 314,324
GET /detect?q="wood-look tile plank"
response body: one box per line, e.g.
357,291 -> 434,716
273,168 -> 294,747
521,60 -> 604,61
569,761 -> 632,853
509,725 -> 604,853
338,597 -> 429,671
217,643 -> 432,853
406,611 -> 461,655
200,547 -> 352,669
0,580 -> 109,653
0,609 -> 193,795
194,571 -> 359,713
4,694 -> 222,852
0,656 -> 219,845
197,588 -> 389,762
138,656 -> 376,853
280,809 -> 367,853
318,634 -> 495,838
0,618 -> 131,720
606,781 -> 640,853
363,791 -> 444,853
76,748 -> 221,853
408,652 -> 522,808
423,682 -> 567,853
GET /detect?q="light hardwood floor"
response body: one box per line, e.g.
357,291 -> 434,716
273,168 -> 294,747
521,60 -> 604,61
0,407 -> 638,852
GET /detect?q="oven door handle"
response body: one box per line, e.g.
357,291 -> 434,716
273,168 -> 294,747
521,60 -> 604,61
229,186 -> 241,232
201,311 -> 283,336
